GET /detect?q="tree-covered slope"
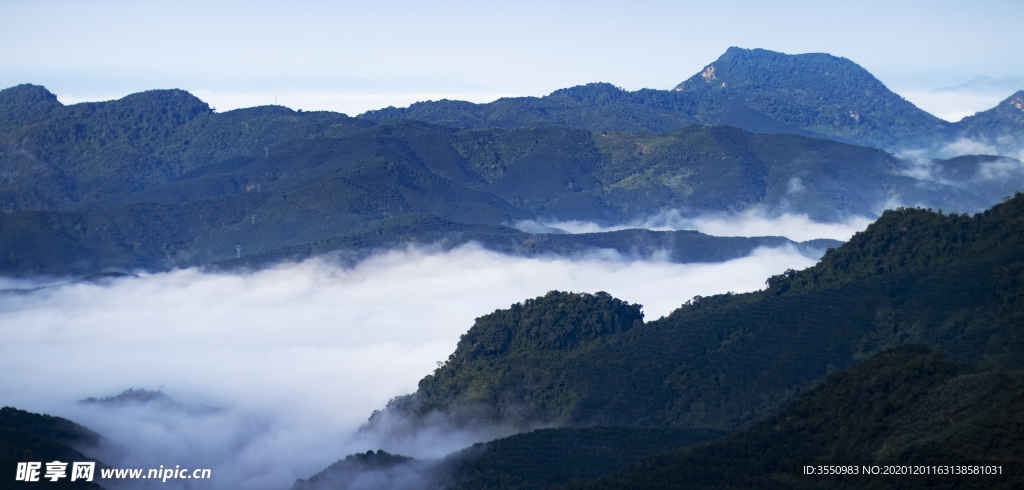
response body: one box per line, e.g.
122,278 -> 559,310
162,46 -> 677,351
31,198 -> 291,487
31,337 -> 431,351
304,347 -> 1022,489
443,428 -> 726,490
372,193 -> 1024,431
294,428 -> 729,490
570,346 -> 1024,490
0,84 -> 1016,276
0,407 -> 105,490
672,48 -> 952,150
957,91 -> 1024,155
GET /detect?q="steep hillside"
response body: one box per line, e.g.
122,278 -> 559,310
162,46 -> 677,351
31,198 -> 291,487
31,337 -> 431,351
957,91 -> 1024,154
673,48 -> 952,150
305,348 -> 1021,489
294,427 -> 729,490
572,346 -> 1023,490
371,193 -> 1024,430
0,84 -> 1015,276
0,407 -> 105,490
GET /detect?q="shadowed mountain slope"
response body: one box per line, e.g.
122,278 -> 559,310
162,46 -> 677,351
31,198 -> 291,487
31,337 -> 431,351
0,407 -> 105,490
1,84 -> 1019,276
957,91 -> 1024,155
571,346 -> 1023,490
370,193 -> 1024,432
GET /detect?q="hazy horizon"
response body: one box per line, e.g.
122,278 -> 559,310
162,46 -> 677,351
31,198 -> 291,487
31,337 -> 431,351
3,65 -> 1019,123
3,0 -> 1022,121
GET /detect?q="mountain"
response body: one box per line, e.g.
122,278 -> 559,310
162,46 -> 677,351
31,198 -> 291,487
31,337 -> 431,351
370,192 -> 1024,431
7,84 -> 1015,276
671,48 -> 952,150
957,91 -> 1024,154
571,346 -> 1023,490
294,427 -> 729,490
311,346 -> 1022,489
359,48 -> 1023,156
0,407 -> 105,489
305,194 -> 1024,488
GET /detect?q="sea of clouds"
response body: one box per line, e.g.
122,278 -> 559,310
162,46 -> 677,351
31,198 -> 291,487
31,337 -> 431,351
514,209 -> 874,242
0,242 -> 819,490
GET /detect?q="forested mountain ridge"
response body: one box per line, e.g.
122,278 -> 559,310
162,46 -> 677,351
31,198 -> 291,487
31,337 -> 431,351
6,83 -> 1014,275
359,48 -> 1021,156
957,90 -> 1024,155
300,347 -> 1023,489
571,346 -> 1024,489
672,48 -> 951,150
0,407 -> 106,490
307,195 -> 1024,488
370,193 -> 1024,431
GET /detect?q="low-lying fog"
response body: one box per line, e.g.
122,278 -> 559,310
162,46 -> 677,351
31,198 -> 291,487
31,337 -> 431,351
515,209 -> 874,242
0,242 -> 822,489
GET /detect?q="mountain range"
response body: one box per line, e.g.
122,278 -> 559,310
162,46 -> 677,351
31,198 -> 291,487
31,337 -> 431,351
360,48 -> 1024,157
5,190 -> 1022,489
3,60 -> 1023,275
2,46 -> 1024,489
295,186 -> 1024,490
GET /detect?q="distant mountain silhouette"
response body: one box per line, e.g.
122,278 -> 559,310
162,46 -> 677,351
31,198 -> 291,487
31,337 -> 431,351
360,47 -> 1022,156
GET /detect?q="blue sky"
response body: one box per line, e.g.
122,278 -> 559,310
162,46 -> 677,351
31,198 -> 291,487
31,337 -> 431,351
2,0 -> 1022,118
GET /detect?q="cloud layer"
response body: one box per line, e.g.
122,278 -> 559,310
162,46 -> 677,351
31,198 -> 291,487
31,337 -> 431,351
0,243 -> 817,489
516,208 -> 873,242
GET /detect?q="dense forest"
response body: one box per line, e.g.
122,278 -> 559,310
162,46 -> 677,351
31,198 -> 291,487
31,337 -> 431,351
1,83 -> 1016,276
3,45 -> 1024,489
0,408 -> 105,490
293,194 -> 1024,489
371,194 -> 1024,432
571,346 -> 1023,490
4,194 -> 1022,489
299,346 -> 1022,489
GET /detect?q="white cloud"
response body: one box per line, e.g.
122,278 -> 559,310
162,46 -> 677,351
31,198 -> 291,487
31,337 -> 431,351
517,208 -> 872,242
0,243 -> 816,490
894,150 -> 1024,193
786,177 -> 805,194
940,138 -> 1000,157
897,90 -> 1009,122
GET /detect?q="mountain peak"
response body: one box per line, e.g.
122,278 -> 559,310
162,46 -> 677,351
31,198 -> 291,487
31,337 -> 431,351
548,83 -> 627,103
674,47 -> 871,92
669,47 -> 949,149
0,84 -> 63,125
955,90 -> 1024,149
113,88 -> 213,118
0,83 -> 61,105
1004,90 -> 1024,110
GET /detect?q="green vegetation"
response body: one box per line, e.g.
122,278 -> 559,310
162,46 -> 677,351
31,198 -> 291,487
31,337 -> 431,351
958,91 -> 1024,155
381,290 -> 644,425
8,83 -> 997,276
308,346 -> 1022,489
375,193 -> 1024,430
297,427 -> 728,490
442,427 -> 728,490
4,48 -> 1023,276
570,346 -> 1023,489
